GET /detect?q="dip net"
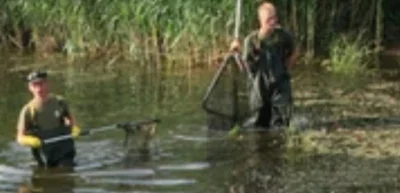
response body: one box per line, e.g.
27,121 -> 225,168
202,54 -> 263,131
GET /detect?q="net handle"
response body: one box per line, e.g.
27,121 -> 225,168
234,0 -> 242,39
202,0 -> 255,123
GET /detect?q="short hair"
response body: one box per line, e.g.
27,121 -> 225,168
258,1 -> 277,16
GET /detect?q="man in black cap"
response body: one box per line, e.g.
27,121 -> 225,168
16,70 -> 81,168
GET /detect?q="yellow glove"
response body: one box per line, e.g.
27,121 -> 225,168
19,135 -> 42,148
71,125 -> 81,138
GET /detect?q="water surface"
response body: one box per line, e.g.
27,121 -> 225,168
0,54 -> 400,193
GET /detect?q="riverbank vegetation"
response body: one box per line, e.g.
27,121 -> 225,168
1,0 -> 399,72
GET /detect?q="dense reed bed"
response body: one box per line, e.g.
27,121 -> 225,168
0,0 -> 398,69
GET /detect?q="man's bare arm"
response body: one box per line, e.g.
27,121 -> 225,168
16,107 -> 27,143
287,45 -> 300,70
64,115 -> 75,127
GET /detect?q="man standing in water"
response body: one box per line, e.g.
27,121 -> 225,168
231,1 -> 298,129
227,4 -> 298,192
16,70 -> 81,168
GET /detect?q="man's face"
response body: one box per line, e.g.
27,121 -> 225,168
28,80 -> 49,99
258,7 -> 277,29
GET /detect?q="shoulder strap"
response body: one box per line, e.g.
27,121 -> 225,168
54,95 -> 69,117
24,102 -> 39,131
53,95 -> 72,128
249,31 -> 261,51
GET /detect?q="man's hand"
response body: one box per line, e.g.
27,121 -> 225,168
71,125 -> 81,138
230,39 -> 241,52
18,135 -> 42,148
288,46 -> 300,70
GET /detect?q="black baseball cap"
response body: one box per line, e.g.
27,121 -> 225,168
26,71 -> 48,83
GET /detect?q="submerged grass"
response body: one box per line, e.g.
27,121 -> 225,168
287,71 -> 400,159
287,128 -> 400,159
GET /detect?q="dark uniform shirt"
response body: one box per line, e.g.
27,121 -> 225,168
17,94 -> 76,167
242,27 -> 295,128
243,27 -> 294,84
18,95 -> 70,131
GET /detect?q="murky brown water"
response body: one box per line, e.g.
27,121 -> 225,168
0,53 -> 400,193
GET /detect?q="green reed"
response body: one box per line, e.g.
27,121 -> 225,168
0,0 -> 397,68
325,33 -> 372,76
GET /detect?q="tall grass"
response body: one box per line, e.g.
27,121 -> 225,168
1,1 -> 247,60
0,0 -> 397,67
325,33 -> 372,76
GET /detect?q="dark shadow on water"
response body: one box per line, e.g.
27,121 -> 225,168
229,131 -> 286,193
18,167 -> 75,193
206,128 -> 287,193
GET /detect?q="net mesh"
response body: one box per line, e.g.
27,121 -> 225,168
122,122 -> 160,160
203,54 -> 263,131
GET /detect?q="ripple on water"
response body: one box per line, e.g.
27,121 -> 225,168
74,188 -> 187,193
87,178 -> 197,186
157,162 -> 210,171
0,174 -> 26,184
74,168 -> 155,178
172,133 -> 232,142
74,157 -> 125,171
0,164 -> 32,176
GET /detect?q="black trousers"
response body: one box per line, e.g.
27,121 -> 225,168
254,77 -> 293,129
32,141 -> 76,168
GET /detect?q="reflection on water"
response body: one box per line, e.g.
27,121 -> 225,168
20,167 -> 75,193
206,129 -> 287,193
0,56 -> 399,192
